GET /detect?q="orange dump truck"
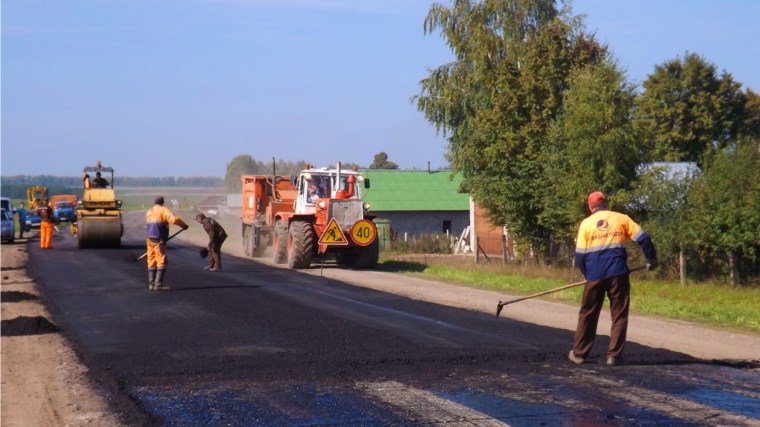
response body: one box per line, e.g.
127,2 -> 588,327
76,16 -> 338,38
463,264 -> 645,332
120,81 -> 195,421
241,162 -> 378,269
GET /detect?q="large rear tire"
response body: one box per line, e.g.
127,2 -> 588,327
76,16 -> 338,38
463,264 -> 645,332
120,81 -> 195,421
287,220 -> 315,269
353,238 -> 379,269
243,226 -> 252,257
273,220 -> 287,264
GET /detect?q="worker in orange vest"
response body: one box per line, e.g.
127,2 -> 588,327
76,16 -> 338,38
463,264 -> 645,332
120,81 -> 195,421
39,199 -> 54,249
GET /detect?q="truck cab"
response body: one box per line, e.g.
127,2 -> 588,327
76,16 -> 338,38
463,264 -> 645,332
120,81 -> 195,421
53,201 -> 75,223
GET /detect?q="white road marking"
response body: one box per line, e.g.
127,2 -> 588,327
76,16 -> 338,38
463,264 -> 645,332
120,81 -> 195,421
360,381 -> 512,426
578,374 -> 760,426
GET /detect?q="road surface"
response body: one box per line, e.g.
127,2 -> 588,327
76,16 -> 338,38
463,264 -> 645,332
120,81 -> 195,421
23,211 -> 760,426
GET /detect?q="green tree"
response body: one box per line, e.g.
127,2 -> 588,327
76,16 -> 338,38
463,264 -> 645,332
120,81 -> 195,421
541,59 -> 644,242
274,159 -> 308,176
743,89 -> 760,137
413,0 -> 606,253
224,155 -> 260,193
686,139 -> 760,285
369,152 -> 399,170
626,164 -> 696,282
637,53 -> 748,163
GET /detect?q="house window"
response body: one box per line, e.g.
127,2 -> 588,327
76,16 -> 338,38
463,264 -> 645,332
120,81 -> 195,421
442,220 -> 452,234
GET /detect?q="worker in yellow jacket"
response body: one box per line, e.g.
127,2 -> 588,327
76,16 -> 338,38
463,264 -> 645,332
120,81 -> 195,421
145,195 -> 188,291
569,191 -> 658,367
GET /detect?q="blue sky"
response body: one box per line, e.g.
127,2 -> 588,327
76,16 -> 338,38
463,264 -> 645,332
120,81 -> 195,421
2,0 -> 759,177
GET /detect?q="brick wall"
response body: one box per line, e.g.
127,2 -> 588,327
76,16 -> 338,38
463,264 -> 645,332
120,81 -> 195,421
373,211 -> 469,239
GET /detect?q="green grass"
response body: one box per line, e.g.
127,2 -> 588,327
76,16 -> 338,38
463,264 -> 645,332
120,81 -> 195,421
377,259 -> 760,333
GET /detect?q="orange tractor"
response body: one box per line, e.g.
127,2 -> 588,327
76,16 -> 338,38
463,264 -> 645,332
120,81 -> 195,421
241,162 -> 378,269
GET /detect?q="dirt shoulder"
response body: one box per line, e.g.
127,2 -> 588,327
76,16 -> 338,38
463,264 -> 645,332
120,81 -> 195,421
1,236 -> 123,427
184,221 -> 760,362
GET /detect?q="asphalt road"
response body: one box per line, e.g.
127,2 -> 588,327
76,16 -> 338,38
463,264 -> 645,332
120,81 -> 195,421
27,212 -> 760,426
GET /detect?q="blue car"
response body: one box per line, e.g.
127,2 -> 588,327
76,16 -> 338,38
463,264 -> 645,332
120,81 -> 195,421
25,210 -> 41,231
1,209 -> 14,243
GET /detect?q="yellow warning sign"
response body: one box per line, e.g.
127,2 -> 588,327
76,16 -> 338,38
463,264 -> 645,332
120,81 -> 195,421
351,219 -> 376,246
319,218 -> 348,245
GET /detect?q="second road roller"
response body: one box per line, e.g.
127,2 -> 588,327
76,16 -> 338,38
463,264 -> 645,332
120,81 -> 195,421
73,161 -> 124,248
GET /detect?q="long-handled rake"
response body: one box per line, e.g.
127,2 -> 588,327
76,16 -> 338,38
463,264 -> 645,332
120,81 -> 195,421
496,266 -> 646,318
125,229 -> 185,262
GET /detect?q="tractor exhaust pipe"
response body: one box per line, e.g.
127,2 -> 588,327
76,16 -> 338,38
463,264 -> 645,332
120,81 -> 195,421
495,266 -> 646,318
336,161 -> 341,192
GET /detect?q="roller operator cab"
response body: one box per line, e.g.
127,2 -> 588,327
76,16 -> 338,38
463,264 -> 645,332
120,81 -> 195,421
73,162 -> 124,248
241,162 -> 378,269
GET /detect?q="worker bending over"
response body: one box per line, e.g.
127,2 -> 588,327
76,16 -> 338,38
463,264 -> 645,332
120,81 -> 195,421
39,199 -> 53,249
570,191 -> 658,367
196,213 -> 227,272
145,195 -> 188,291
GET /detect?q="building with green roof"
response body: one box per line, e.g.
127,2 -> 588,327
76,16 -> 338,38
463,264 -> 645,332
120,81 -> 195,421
360,170 -> 470,238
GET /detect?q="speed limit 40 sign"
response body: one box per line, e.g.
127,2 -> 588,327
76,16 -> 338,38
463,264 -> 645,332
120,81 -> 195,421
350,219 -> 376,246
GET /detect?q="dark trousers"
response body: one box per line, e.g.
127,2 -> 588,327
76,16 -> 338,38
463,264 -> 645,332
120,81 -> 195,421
208,237 -> 225,269
18,220 -> 24,239
573,273 -> 630,359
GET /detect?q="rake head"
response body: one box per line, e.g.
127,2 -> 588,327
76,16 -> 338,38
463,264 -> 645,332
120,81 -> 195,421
496,302 -> 505,318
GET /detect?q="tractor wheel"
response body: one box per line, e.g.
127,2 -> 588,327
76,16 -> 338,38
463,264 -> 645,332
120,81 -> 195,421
287,220 -> 315,269
335,250 -> 357,266
243,226 -> 252,257
273,220 -> 288,264
253,231 -> 269,257
353,238 -> 379,269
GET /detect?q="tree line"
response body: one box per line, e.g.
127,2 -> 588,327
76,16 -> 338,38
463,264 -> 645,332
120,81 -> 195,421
0,185 -> 84,200
414,0 -> 760,285
223,153 -> 401,193
1,175 -> 223,188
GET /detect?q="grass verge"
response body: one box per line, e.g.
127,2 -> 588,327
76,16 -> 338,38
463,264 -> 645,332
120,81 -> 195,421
377,259 -> 760,333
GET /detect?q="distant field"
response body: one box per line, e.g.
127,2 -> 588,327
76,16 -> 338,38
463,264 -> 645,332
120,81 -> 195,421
115,187 -> 225,211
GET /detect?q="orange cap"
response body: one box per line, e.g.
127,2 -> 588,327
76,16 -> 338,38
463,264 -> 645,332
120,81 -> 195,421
587,191 -> 607,205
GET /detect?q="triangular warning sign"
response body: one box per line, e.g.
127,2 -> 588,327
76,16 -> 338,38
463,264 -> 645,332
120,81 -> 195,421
319,218 -> 348,245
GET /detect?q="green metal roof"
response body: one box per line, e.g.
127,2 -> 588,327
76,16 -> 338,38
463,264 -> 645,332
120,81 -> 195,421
360,170 -> 469,212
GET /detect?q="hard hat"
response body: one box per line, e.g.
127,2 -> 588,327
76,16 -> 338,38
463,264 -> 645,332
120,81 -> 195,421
587,191 -> 607,205
154,195 -> 165,205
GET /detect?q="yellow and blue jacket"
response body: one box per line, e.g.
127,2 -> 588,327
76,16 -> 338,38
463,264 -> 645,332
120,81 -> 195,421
145,205 -> 187,243
575,209 -> 656,281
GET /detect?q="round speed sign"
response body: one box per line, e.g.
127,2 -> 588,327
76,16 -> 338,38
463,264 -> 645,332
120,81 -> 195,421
350,219 -> 376,246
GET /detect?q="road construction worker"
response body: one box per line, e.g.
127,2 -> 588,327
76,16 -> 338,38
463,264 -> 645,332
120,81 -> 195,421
146,195 -> 188,291
196,213 -> 227,272
16,202 -> 26,239
569,191 -> 658,367
83,173 -> 92,189
39,199 -> 53,249
93,172 -> 109,188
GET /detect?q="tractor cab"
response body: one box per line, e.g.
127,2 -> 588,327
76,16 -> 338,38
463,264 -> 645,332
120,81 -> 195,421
294,164 -> 370,215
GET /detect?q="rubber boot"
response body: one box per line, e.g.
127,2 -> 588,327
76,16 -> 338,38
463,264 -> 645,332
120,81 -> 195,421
153,269 -> 169,291
148,268 -> 157,291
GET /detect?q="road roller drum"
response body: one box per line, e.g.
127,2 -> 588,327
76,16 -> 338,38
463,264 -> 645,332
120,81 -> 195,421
77,217 -> 123,248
